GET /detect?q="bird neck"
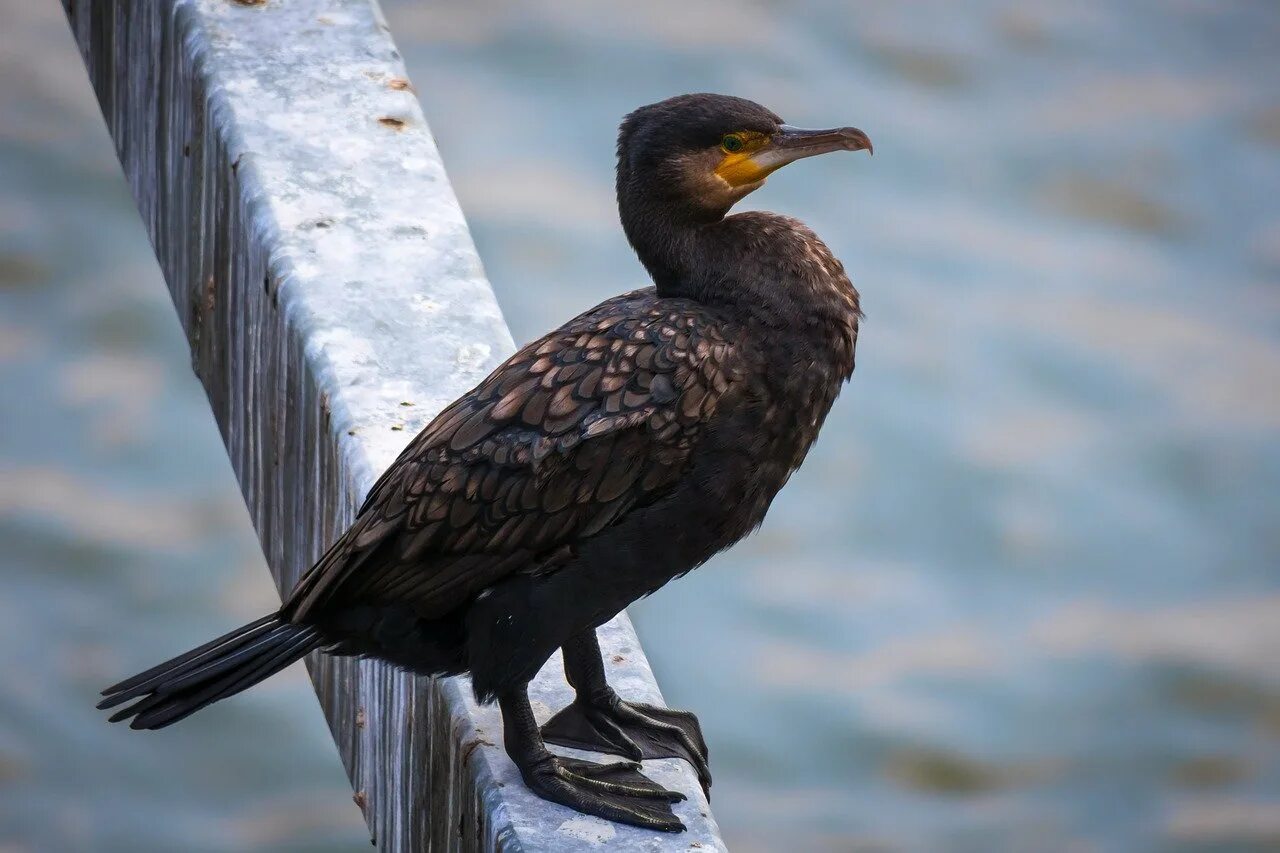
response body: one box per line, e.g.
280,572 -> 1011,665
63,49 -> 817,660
620,194 -> 859,338
617,186 -> 720,296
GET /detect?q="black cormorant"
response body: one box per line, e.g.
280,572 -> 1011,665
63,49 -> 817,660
99,93 -> 872,832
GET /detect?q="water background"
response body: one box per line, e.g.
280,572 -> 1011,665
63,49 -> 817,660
1,1 -> 1278,850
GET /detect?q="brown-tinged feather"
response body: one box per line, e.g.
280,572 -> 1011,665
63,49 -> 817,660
282,290 -> 746,620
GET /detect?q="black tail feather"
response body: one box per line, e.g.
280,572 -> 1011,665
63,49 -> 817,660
99,614 -> 322,730
100,614 -> 279,701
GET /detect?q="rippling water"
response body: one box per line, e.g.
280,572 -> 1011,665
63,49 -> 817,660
2,1 -> 1278,851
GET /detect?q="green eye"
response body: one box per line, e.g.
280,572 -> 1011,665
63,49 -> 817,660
720,134 -> 745,153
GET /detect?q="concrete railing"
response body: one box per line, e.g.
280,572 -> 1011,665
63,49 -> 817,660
62,0 -> 725,849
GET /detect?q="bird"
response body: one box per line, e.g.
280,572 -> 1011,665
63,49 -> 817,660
98,93 -> 872,832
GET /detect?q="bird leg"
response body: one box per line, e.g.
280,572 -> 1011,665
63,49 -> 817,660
499,687 -> 686,831
541,630 -> 712,797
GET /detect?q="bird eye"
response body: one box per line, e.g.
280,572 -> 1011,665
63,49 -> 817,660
720,134 -> 745,153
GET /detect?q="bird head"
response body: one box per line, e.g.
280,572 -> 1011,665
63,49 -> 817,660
617,93 -> 872,222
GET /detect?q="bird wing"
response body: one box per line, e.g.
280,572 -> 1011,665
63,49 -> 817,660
284,289 -> 742,621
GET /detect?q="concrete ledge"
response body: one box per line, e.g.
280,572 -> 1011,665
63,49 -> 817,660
62,0 -> 725,849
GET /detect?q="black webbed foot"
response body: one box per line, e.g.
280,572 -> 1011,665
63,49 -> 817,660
518,753 -> 687,832
499,686 -> 688,832
542,691 -> 712,797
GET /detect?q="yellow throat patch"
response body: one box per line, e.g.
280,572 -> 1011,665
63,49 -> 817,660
713,131 -> 772,188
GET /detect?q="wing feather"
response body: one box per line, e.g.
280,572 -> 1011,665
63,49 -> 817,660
284,289 -> 742,621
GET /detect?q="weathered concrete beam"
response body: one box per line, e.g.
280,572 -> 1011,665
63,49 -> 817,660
61,0 -> 725,849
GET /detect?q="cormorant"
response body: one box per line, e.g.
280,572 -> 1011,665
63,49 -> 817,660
99,93 -> 872,832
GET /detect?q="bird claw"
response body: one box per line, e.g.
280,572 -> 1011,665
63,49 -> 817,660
518,754 -> 686,832
542,693 -> 712,798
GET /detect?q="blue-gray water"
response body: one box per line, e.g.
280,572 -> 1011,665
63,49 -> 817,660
2,1 -> 1278,850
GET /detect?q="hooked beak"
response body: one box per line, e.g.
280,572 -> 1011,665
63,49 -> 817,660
717,125 -> 872,188
772,124 -> 873,160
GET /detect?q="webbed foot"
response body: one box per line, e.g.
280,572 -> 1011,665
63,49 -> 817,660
518,753 -> 686,832
542,691 -> 711,797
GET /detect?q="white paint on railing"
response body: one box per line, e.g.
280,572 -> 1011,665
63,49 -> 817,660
62,0 -> 725,849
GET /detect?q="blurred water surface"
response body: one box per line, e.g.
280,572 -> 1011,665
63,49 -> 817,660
2,1 -> 1278,851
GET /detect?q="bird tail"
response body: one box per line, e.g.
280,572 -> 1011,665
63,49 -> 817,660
97,613 -> 322,730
